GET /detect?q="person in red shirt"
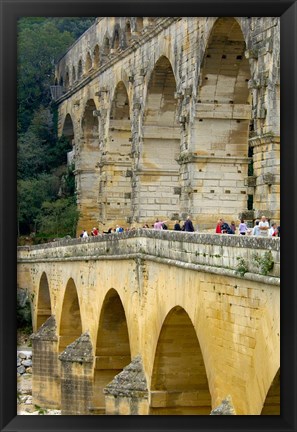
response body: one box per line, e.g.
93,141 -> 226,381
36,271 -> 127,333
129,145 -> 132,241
215,219 -> 222,234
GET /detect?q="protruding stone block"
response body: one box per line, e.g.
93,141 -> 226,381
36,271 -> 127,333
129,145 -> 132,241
30,315 -> 60,409
59,332 -> 94,415
210,395 -> 236,415
104,355 -> 149,415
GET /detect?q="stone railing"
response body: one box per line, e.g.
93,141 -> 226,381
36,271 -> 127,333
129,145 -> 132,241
17,229 -> 280,284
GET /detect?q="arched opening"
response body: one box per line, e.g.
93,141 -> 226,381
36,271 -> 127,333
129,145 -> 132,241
142,56 -> 180,223
112,29 -> 120,50
72,65 -> 76,84
150,306 -> 211,415
102,82 -> 132,225
78,99 -> 100,231
125,21 -> 132,45
59,278 -> 82,353
65,68 -> 70,90
192,17 -> 252,228
136,17 -> 143,32
78,59 -> 83,79
36,272 -> 52,330
261,369 -> 280,415
93,289 -> 131,412
85,52 -> 92,72
103,36 -> 110,55
59,76 -> 64,87
93,45 -> 100,68
62,113 -> 75,166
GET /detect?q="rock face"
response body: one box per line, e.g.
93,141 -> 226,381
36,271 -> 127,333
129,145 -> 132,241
17,351 -> 32,377
210,396 -> 236,415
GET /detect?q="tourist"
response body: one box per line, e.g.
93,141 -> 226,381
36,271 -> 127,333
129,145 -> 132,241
174,220 -> 182,231
221,221 -> 234,234
82,230 -> 88,238
268,223 -> 278,237
252,220 -> 260,236
154,218 -> 167,230
238,219 -> 248,235
259,215 -> 269,236
183,215 -> 195,232
230,221 -> 236,234
215,219 -> 222,233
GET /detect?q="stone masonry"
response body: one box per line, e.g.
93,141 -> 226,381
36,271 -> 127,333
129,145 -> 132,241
53,17 -> 280,233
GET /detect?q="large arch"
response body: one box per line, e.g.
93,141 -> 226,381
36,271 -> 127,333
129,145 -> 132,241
36,272 -> 52,330
261,368 -> 280,415
93,289 -> 131,412
101,81 -> 132,225
62,113 -> 75,166
191,17 -> 252,227
141,56 -> 181,223
58,278 -> 82,353
150,306 -> 211,415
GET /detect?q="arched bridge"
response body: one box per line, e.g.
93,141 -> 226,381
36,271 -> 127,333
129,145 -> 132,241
17,230 -> 280,415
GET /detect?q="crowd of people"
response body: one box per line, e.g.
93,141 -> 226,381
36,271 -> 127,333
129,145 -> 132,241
79,215 -> 280,238
215,215 -> 280,237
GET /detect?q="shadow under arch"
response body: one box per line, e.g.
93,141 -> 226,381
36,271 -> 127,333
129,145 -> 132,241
141,55 -> 180,223
150,305 -> 211,415
92,288 -> 131,413
193,17 -> 252,228
36,272 -> 52,331
58,278 -> 82,353
261,368 -> 280,415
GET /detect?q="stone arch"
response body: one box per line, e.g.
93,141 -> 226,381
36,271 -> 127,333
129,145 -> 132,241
141,55 -> 180,223
101,81 -> 132,225
59,278 -> 82,353
72,65 -> 76,84
62,113 -> 75,166
81,99 -> 99,149
111,26 -> 120,50
78,59 -> 83,79
93,44 -> 100,68
59,76 -> 64,87
191,17 -> 252,228
150,305 -> 211,414
85,51 -> 92,72
261,368 -> 280,415
125,20 -> 132,45
135,17 -> 143,32
36,272 -> 52,330
93,288 -> 131,412
103,35 -> 110,55
64,68 -> 70,90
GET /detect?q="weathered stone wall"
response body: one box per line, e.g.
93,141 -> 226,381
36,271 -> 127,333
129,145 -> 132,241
54,17 -> 280,232
17,231 -> 280,415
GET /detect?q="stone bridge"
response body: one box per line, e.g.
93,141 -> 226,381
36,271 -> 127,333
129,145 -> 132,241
53,16 -> 280,233
17,230 -> 280,415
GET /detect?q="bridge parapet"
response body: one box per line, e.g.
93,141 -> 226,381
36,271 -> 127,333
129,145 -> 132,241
18,229 -> 280,282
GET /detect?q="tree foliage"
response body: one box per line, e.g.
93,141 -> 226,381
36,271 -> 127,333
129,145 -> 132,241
17,17 -> 95,239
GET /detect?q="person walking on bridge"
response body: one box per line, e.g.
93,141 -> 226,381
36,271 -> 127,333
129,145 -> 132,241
183,215 -> 195,232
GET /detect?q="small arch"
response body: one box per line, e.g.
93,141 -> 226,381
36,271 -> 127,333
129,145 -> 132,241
85,52 -> 92,72
81,99 -> 99,145
93,45 -> 100,68
112,28 -> 120,50
103,36 -> 110,55
36,272 -> 52,330
261,369 -> 280,415
125,21 -> 132,45
93,289 -> 131,411
77,59 -> 83,79
59,278 -> 82,353
150,306 -> 211,414
72,65 -> 76,83
59,76 -> 64,87
65,68 -> 70,90
136,17 -> 143,32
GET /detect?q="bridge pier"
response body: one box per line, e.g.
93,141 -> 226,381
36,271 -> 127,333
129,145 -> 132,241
59,332 -> 94,415
104,355 -> 149,415
30,316 -> 60,409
